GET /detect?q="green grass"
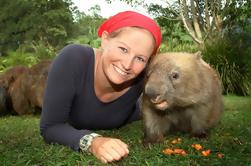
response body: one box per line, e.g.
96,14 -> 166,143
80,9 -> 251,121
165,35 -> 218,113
0,96 -> 251,166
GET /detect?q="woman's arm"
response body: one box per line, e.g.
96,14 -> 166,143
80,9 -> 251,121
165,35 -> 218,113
40,44 -> 92,151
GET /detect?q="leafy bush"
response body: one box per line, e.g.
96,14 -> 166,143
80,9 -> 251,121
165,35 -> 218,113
159,39 -> 198,53
0,51 -> 38,72
67,35 -> 101,48
30,41 -> 56,59
0,41 -> 55,72
202,37 -> 251,96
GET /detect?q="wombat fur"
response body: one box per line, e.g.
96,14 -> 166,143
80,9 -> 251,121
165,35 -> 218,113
0,86 -> 8,114
0,60 -> 51,115
8,60 -> 51,115
0,66 -> 29,115
0,66 -> 29,88
142,52 -> 224,145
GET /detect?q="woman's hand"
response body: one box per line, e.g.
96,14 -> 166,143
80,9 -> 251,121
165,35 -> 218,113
89,136 -> 129,163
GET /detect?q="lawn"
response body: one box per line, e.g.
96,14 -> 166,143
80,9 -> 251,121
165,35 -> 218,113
0,95 -> 250,166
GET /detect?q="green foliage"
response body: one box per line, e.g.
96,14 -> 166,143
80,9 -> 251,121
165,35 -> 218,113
0,0 -> 76,54
0,51 -> 37,72
159,39 -> 198,53
148,3 -> 194,48
203,36 -> 251,96
29,41 -> 56,60
202,0 -> 251,96
0,4 -> 104,71
0,41 -> 55,72
67,11 -> 104,48
223,0 -> 251,30
67,30 -> 101,48
0,96 -> 251,165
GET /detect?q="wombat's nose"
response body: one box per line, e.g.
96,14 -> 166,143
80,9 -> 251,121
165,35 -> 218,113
145,86 -> 159,99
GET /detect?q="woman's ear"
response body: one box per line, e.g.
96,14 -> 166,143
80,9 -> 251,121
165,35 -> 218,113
101,30 -> 109,39
100,31 -> 109,48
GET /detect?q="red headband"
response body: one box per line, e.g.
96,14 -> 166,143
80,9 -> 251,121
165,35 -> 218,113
98,11 -> 162,49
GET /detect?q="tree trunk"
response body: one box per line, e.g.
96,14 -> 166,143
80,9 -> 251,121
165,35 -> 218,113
179,0 -> 203,44
191,0 -> 202,40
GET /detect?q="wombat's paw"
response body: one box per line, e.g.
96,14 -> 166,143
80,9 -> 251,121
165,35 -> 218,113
143,134 -> 164,147
192,132 -> 208,138
143,139 -> 160,148
143,139 -> 153,147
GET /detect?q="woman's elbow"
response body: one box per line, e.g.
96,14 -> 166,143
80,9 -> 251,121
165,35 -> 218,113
39,119 -> 52,144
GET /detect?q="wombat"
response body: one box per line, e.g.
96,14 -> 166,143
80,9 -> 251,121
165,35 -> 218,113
142,52 -> 224,145
0,86 -> 8,114
0,66 -> 29,115
0,66 -> 29,88
8,60 -> 51,115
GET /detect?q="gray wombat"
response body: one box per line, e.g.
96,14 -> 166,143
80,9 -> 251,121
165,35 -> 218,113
142,52 -> 224,145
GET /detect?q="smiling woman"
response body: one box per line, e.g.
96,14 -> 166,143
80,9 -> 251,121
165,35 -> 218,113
40,10 -> 161,164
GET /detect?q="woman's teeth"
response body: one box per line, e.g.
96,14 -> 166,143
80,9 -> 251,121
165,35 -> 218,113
114,66 -> 128,76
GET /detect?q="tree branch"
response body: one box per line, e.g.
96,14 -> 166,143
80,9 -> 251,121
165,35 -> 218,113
179,0 -> 202,44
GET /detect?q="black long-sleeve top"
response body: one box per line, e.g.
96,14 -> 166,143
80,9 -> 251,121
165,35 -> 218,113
40,44 -> 144,151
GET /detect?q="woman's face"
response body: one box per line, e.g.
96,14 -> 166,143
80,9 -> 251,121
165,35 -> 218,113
100,27 -> 155,85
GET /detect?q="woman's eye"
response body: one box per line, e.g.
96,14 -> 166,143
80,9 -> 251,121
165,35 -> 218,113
136,56 -> 146,63
119,47 -> 128,54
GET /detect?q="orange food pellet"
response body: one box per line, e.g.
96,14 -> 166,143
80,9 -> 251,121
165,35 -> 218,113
192,144 -> 203,150
201,149 -> 211,156
171,138 -> 182,144
174,148 -> 187,155
180,150 -> 188,156
163,148 -> 187,156
174,148 -> 184,153
171,139 -> 178,144
163,148 -> 174,155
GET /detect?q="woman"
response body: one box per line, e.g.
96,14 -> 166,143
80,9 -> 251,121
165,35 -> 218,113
40,10 -> 162,163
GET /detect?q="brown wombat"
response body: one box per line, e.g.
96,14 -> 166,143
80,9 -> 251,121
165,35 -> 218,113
0,60 -> 51,115
0,66 -> 29,115
0,86 -> 8,114
8,60 -> 51,115
0,66 -> 29,88
142,52 -> 224,145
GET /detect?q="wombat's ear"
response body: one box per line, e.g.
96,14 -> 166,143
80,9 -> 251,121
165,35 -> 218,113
194,51 -> 202,60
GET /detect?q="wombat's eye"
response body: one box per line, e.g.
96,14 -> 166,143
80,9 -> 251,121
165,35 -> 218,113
171,72 -> 179,80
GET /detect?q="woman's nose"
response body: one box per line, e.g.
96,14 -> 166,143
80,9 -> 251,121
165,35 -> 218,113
121,55 -> 134,70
